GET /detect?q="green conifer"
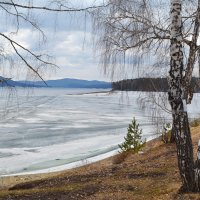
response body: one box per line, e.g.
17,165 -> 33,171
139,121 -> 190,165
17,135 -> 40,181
119,118 -> 146,153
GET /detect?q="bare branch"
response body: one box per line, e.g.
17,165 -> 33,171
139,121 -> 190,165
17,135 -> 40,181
0,1 -> 109,12
0,4 -> 46,38
10,41 -> 47,85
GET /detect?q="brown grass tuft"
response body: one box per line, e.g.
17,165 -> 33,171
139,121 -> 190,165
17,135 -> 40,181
112,151 -> 130,164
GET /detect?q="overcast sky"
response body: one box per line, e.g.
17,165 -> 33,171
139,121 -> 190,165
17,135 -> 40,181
0,0 -> 110,81
2,0 -> 198,82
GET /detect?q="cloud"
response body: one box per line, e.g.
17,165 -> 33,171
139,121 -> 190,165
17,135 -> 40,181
6,27 -> 105,80
43,30 -> 106,80
0,0 -> 109,81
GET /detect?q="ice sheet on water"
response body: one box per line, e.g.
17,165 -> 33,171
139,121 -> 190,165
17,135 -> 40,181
0,133 -> 124,175
0,88 -> 199,175
0,152 -> 19,158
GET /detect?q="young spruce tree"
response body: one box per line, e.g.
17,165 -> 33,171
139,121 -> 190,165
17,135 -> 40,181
119,118 -> 145,153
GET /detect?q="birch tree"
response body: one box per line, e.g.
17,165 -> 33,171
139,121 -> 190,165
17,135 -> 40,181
92,0 -> 200,192
169,0 -> 196,191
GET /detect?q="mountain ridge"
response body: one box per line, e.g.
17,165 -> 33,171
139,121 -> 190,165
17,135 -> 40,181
0,77 -> 112,89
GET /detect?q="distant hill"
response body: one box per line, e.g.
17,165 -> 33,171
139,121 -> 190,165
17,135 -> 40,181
0,76 -> 36,87
112,77 -> 200,92
6,78 -> 112,89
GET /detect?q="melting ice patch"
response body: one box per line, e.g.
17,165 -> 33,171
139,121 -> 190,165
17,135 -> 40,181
0,134 -> 123,175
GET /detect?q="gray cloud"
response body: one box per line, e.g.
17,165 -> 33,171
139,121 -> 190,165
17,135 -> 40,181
0,0 -> 108,81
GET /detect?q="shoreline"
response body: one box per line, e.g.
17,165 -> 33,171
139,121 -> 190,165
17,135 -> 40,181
0,136 -> 159,189
65,89 -> 113,96
0,135 -> 157,179
1,149 -> 119,178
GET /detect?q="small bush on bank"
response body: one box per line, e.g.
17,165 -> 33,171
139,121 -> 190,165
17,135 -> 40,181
162,123 -> 173,144
112,151 -> 130,164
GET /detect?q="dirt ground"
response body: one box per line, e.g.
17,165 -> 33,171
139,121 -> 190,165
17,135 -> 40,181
0,126 -> 200,200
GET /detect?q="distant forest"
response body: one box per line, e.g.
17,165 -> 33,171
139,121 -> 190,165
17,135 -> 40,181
112,77 -> 200,92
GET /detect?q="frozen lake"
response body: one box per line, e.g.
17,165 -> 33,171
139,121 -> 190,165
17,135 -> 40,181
0,88 -> 200,176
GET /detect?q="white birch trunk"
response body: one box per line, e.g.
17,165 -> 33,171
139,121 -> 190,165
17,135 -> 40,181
169,0 -> 195,192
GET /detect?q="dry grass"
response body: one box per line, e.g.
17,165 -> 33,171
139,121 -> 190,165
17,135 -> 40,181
0,126 -> 200,200
190,119 -> 200,127
112,151 -> 130,164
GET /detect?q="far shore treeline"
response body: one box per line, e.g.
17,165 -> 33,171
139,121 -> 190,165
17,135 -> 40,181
112,77 -> 200,92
